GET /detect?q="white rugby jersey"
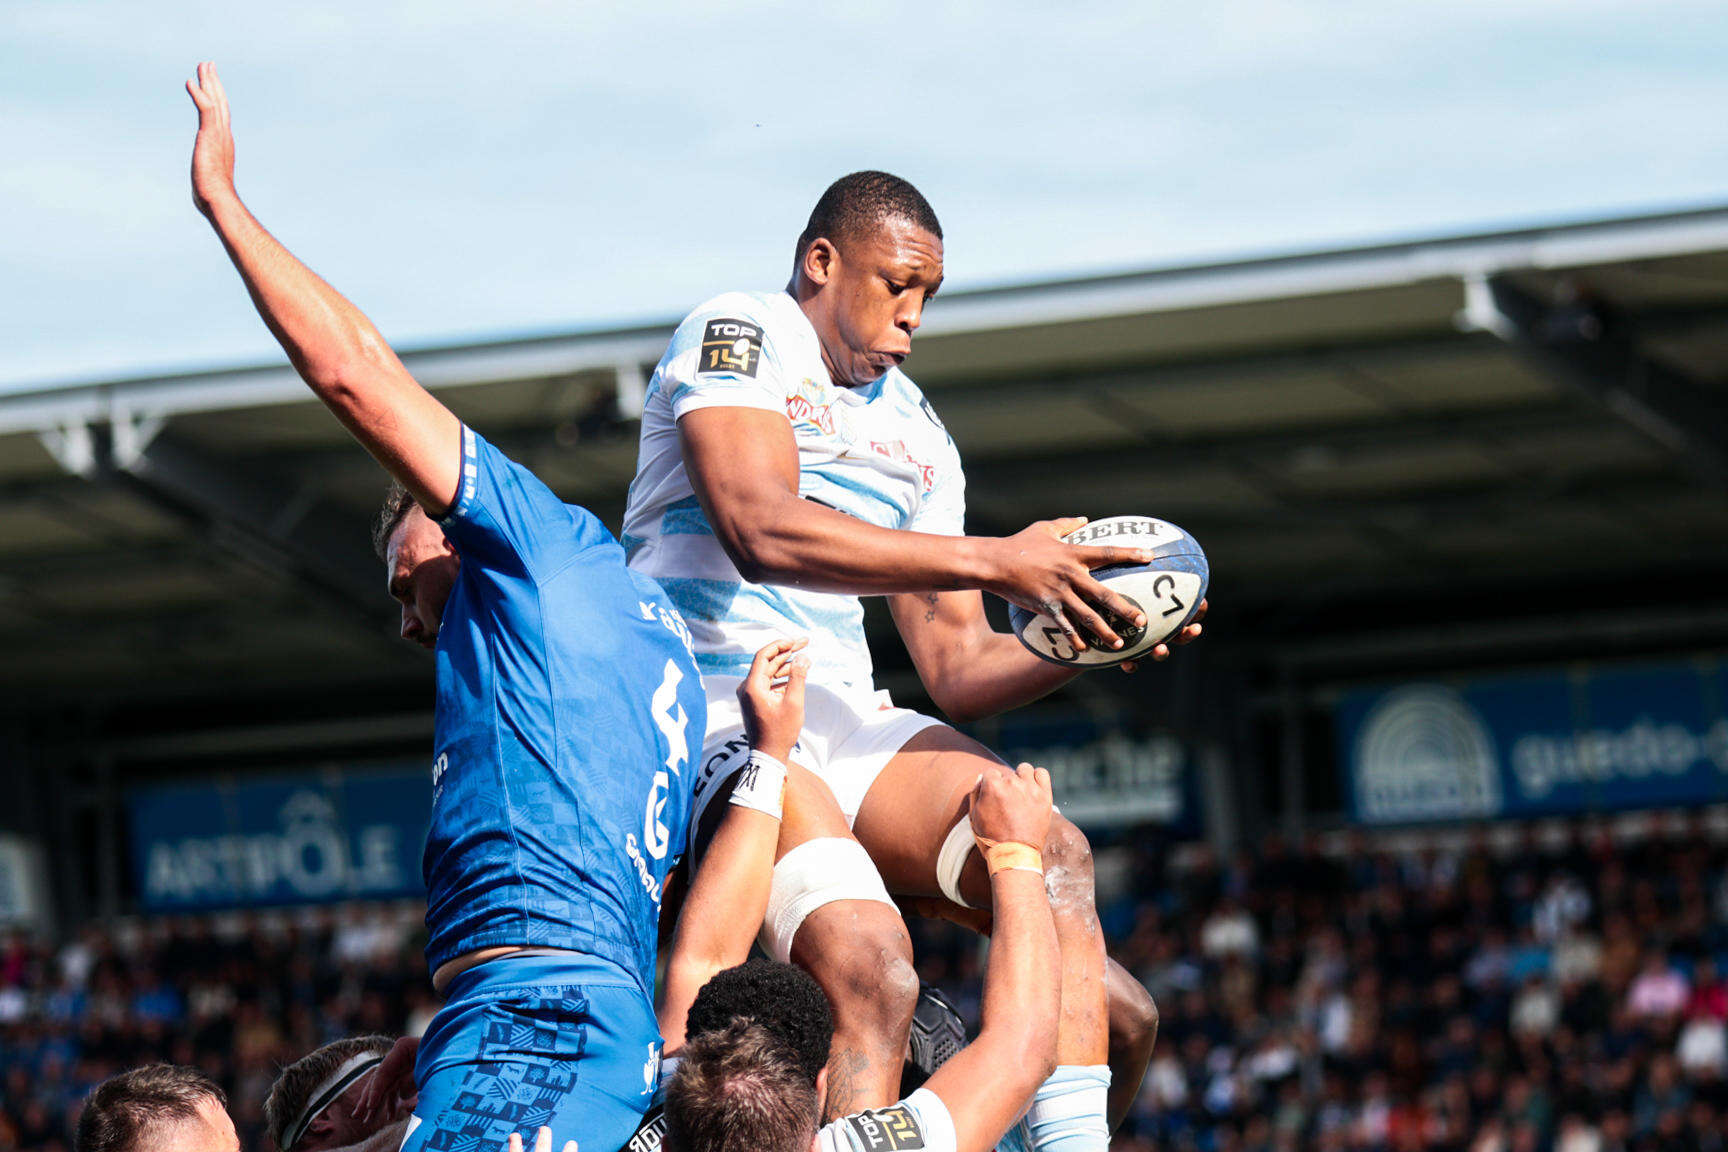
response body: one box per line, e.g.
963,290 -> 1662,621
623,290 -> 965,690
818,1090 -> 958,1152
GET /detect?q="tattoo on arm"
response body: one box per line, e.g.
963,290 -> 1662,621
822,1048 -> 873,1122
923,592 -> 939,623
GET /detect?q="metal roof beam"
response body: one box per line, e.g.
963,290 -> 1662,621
1470,274 -> 1728,487
959,401 -> 1581,470
106,434 -> 385,618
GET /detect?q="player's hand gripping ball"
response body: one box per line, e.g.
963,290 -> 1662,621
1009,515 -> 1208,667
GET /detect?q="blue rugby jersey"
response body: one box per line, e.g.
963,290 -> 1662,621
425,426 -> 704,995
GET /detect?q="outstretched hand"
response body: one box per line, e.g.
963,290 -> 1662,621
736,637 -> 809,763
186,60 -> 237,217
354,1035 -> 418,1127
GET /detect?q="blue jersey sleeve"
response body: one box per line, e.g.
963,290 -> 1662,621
438,425 -> 614,580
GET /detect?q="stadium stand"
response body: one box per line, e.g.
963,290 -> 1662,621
2,205 -> 1727,1150
4,822 -> 1727,1150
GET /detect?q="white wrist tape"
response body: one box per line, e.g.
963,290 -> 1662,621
727,751 -> 788,820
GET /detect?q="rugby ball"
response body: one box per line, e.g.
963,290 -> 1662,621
1008,515 -> 1208,668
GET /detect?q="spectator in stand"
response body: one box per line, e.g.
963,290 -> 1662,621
1627,952 -> 1690,1020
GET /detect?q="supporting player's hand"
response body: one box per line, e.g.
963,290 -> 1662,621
737,637 -> 809,764
968,762 -> 1054,852
1119,597 -> 1206,672
507,1128 -> 576,1152
355,1034 -> 419,1127
989,518 -> 1153,654
185,61 -> 237,218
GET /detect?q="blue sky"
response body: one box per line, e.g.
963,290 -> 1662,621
3,0 -> 1725,390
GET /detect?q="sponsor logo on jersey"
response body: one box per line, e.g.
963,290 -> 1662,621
844,1105 -> 927,1152
786,376 -> 841,436
867,440 -> 936,492
625,832 -> 664,906
699,319 -> 764,377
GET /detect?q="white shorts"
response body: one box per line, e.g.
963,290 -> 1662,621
690,675 -> 944,835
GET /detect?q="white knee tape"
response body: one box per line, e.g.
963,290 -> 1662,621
936,815 -> 980,910
759,838 -> 896,964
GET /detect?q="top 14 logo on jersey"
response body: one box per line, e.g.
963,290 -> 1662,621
699,319 -> 763,378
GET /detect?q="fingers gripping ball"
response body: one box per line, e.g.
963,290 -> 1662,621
1009,515 -> 1208,667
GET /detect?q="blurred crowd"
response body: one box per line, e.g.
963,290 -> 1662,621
913,820 -> 1728,1152
0,903 -> 434,1151
3,821 -> 1727,1152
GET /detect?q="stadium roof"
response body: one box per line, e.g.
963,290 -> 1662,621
5,203 -> 1728,713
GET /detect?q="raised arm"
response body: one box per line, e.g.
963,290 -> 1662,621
679,406 -> 1151,652
657,638 -> 809,1051
186,62 -> 461,515
921,764 -> 1061,1152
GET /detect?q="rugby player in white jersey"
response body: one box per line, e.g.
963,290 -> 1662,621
625,172 -> 1194,1146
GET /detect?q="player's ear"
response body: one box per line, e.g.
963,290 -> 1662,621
814,1065 -> 828,1115
803,238 -> 838,286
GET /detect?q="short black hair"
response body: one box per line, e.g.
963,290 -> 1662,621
77,1064 -> 226,1152
685,959 -> 834,1086
666,1021 -> 819,1152
371,481 -> 418,562
794,171 -> 942,266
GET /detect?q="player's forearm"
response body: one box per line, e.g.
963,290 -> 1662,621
203,192 -> 404,407
926,632 -> 1079,724
973,868 -> 1060,1074
655,806 -> 780,1051
923,866 -> 1061,1151
722,492 -> 1005,596
893,597 -> 1079,724
201,192 -> 460,510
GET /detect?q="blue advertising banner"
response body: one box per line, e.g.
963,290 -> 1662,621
129,766 -> 431,911
1339,657 -> 1728,824
966,711 -> 1195,832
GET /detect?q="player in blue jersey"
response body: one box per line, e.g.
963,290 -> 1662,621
187,63 -> 709,1152
625,172 -> 1194,1142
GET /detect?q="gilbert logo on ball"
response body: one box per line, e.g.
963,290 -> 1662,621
1009,516 -> 1209,667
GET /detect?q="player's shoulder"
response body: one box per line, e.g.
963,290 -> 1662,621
678,290 -> 789,333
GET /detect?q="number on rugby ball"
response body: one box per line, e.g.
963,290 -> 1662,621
1008,515 -> 1209,668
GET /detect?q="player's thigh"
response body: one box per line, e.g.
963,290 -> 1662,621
759,785 -> 909,967
850,724 -> 1009,897
406,983 -> 656,1152
691,746 -> 851,866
